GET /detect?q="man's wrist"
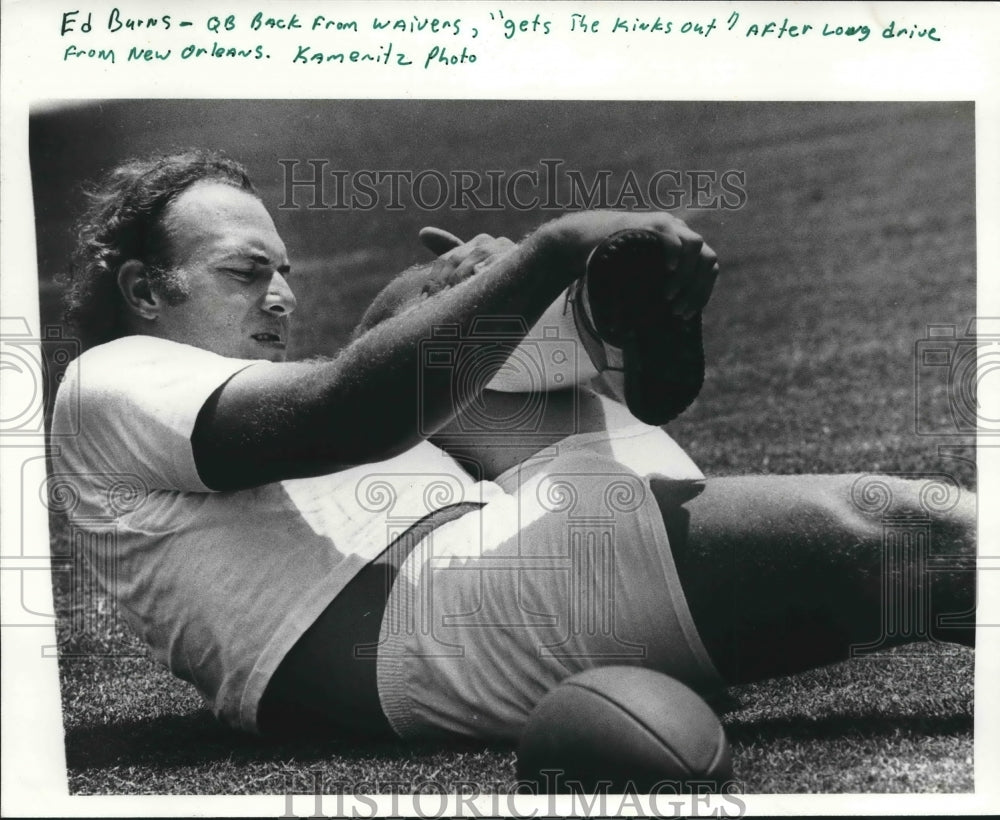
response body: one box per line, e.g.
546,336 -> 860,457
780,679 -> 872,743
527,217 -> 590,288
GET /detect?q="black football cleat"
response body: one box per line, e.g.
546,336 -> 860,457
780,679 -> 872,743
575,228 -> 705,425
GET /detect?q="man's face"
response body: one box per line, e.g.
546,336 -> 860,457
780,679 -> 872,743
153,181 -> 296,362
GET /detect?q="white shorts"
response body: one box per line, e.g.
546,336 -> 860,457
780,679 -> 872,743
376,424 -> 722,741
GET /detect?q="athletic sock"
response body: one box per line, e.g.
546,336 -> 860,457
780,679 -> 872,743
566,277 -> 630,403
484,284 -> 602,392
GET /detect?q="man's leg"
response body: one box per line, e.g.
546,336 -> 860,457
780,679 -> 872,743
434,386 -> 649,481
258,502 -> 479,736
652,474 -> 976,684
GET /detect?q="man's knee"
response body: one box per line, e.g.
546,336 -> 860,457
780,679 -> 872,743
536,450 -> 645,496
847,473 -> 976,542
685,474 -> 883,550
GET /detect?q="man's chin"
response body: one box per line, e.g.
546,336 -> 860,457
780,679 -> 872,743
256,346 -> 289,363
236,340 -> 288,362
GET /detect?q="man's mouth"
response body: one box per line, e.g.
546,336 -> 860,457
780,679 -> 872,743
251,332 -> 283,344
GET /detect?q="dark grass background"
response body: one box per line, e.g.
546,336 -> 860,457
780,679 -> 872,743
30,100 -> 975,794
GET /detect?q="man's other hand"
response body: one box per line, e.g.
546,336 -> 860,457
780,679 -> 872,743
542,211 -> 720,318
417,227 -> 518,298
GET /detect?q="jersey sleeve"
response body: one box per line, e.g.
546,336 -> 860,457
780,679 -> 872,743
55,336 -> 266,493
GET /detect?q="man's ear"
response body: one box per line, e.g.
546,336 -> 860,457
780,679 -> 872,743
117,259 -> 161,321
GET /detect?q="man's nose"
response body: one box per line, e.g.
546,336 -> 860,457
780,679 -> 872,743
261,272 -> 297,316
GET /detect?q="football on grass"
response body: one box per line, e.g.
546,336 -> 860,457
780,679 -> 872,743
516,667 -> 733,793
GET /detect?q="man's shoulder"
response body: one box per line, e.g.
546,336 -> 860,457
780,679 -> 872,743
53,334 -> 259,436
66,335 -> 254,393
54,336 -> 192,415
51,335 -> 265,491
76,334 -> 220,369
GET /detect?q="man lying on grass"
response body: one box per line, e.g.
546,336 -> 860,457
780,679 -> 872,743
52,149 -> 976,741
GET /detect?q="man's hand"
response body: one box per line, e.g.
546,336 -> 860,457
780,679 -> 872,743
419,212 -> 718,318
541,210 -> 720,319
416,227 -> 518,298
351,229 -> 518,338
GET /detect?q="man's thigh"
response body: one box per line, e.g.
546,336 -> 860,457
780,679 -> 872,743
432,387 -> 612,479
376,450 -> 720,741
657,473 -> 976,682
436,386 -> 701,482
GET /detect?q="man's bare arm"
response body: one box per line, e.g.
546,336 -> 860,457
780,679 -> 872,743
191,221 -> 562,490
191,211 -> 699,490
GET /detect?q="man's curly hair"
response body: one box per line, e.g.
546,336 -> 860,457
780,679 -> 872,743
63,149 -> 257,350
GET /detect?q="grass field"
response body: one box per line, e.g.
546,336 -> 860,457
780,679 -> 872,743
32,100 -> 976,795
